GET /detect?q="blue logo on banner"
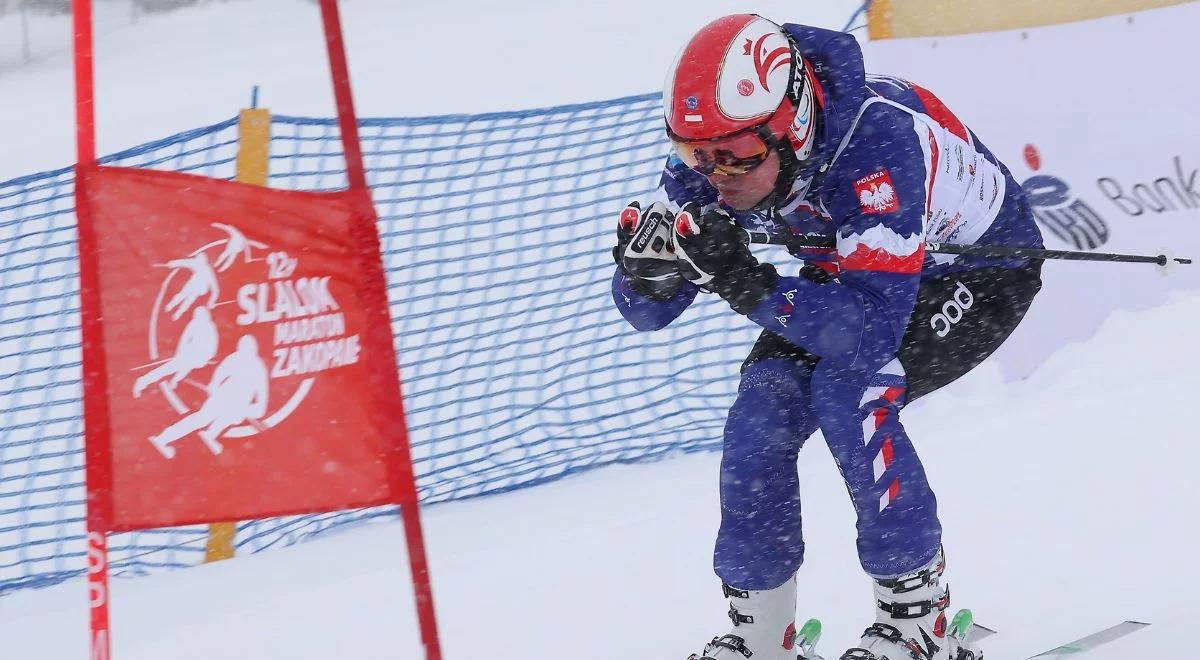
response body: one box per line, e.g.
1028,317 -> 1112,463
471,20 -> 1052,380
1022,144 -> 1108,251
1024,174 -> 1109,250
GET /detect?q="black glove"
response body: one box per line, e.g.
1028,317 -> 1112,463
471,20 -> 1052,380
612,201 -> 684,301
673,204 -> 778,315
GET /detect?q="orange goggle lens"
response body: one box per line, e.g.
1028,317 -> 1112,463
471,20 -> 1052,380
670,132 -> 770,177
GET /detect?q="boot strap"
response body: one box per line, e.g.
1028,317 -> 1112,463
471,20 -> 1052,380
727,603 -> 754,626
876,590 -> 949,620
865,623 -> 905,643
722,583 -> 750,599
706,635 -> 753,659
875,558 -> 944,594
839,625 -> 904,660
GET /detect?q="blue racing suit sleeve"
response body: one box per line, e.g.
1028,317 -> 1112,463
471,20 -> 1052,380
611,155 -> 714,331
612,267 -> 699,331
745,103 -> 931,368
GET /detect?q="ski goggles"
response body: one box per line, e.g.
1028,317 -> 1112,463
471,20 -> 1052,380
669,128 -> 771,177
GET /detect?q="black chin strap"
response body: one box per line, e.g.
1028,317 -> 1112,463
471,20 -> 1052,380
752,107 -> 824,212
770,134 -> 801,203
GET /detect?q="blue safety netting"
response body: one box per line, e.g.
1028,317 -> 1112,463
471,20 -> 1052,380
0,93 -> 763,595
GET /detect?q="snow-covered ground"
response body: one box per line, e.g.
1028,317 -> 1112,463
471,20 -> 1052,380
2,288 -> 1197,659
3,1 -> 1199,659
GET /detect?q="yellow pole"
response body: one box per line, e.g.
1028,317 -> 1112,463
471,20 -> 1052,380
867,0 -> 895,40
204,105 -> 271,564
235,107 -> 271,187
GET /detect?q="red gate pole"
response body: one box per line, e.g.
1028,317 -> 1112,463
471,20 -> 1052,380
316,2 -> 444,659
73,1 -> 116,659
317,0 -> 368,192
86,531 -> 113,660
73,0 -> 95,166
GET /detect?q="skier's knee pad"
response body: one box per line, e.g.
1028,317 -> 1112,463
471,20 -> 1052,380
724,359 -> 815,458
736,358 -> 808,397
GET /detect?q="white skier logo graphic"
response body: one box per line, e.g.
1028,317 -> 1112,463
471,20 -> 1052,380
148,335 -> 270,458
163,254 -> 219,321
859,182 -> 896,212
133,223 -> 361,459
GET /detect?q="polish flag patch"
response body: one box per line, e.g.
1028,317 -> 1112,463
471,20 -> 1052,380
853,169 -> 899,215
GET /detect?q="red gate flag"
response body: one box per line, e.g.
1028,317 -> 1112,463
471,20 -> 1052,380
77,165 -> 410,531
74,0 -> 443,656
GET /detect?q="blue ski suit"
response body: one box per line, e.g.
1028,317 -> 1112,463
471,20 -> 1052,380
612,25 -> 1043,587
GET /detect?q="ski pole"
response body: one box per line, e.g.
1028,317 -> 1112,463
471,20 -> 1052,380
741,230 -> 1193,267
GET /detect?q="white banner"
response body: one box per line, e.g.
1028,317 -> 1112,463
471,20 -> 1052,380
864,3 -> 1200,379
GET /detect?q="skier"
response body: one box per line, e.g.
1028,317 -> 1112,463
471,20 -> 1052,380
163,252 -> 219,321
211,222 -> 267,272
150,335 -> 269,459
611,15 -> 1044,660
133,305 -> 218,398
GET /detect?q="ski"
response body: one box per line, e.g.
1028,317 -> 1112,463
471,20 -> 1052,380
794,611 -> 994,660
1026,620 -> 1150,658
962,618 -> 997,645
793,617 -> 1147,659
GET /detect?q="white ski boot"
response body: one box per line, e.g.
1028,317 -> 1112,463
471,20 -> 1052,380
689,575 -> 799,660
840,550 -> 980,660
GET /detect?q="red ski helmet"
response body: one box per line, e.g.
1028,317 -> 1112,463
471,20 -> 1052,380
664,15 -> 820,168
